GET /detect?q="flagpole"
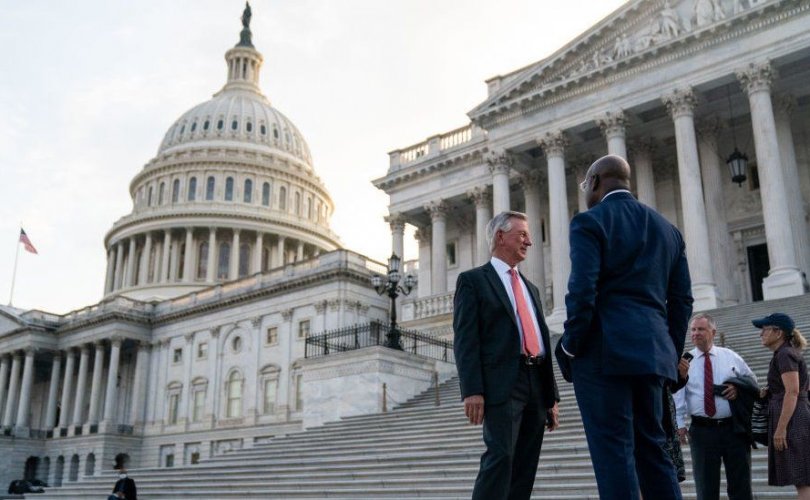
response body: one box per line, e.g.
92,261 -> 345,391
9,230 -> 21,306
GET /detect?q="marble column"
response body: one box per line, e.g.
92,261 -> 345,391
104,248 -> 116,294
468,187 -> 493,266
426,201 -> 448,294
696,117 -> 738,306
113,242 -> 124,291
597,109 -> 628,160
2,352 -> 21,427
229,230 -> 241,279
102,337 -> 122,425
14,348 -> 36,430
86,342 -> 105,425
737,62 -> 804,298
386,214 -> 406,260
169,235 -> 180,281
539,131 -> 571,329
161,230 -> 172,283
521,171 -> 548,303
72,345 -> 91,427
130,342 -> 150,426
276,236 -> 286,267
206,228 -> 217,282
138,232 -> 153,285
183,227 -> 194,282
253,232 -> 264,273
124,237 -> 137,288
180,334 -> 194,424
57,349 -> 76,430
662,88 -> 719,310
487,152 -> 513,214
44,353 -> 62,430
774,94 -> 810,278
629,139 -> 657,208
414,227 -> 432,298
0,355 -> 9,423
296,241 -> 304,262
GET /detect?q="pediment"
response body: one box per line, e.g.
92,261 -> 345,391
469,0 -> 779,122
0,308 -> 25,336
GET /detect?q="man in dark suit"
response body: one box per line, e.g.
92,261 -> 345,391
454,210 -> 560,500
558,155 -> 693,500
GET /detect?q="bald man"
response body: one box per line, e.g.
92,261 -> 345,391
556,155 -> 694,500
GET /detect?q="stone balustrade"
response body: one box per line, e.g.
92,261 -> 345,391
389,124 -> 484,170
407,291 -> 455,321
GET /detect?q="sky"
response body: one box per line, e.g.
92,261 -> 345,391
0,0 -> 626,314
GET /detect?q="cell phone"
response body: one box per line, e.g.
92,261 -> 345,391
682,352 -> 694,361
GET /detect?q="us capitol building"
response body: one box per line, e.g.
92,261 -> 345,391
2,0 -> 810,492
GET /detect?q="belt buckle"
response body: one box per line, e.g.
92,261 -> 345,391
524,355 -> 541,366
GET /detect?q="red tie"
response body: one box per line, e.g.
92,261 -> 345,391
509,269 -> 541,356
704,353 -> 716,417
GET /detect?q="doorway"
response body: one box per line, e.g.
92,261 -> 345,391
747,243 -> 770,302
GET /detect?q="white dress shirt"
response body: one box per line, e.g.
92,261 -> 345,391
673,345 -> 756,428
490,257 -> 545,356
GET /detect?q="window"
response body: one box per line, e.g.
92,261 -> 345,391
446,241 -> 457,267
203,120 -> 210,131
206,176 -> 215,200
197,342 -> 208,359
191,121 -> 197,132
225,177 -> 234,201
226,371 -> 243,418
148,186 -> 153,206
260,124 -> 267,135
298,320 -> 310,339
239,243 -> 250,278
165,454 -> 174,468
749,164 -> 760,191
262,182 -> 270,206
197,242 -> 208,280
172,179 -> 180,203
231,120 -> 238,131
159,182 -> 165,205
273,127 -> 279,139
295,192 -> 301,215
190,452 -> 200,464
246,122 -> 253,133
173,348 -> 182,363
232,335 -> 242,352
279,186 -> 287,210
188,177 -> 197,201
180,125 -> 185,135
263,379 -> 277,414
217,119 -> 224,130
218,242 -> 230,279
307,198 -> 312,220
243,179 -> 252,203
192,388 -> 205,423
265,327 -> 278,345
167,393 -> 179,424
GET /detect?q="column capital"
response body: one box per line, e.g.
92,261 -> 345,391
425,200 -> 449,221
384,213 -> 407,233
250,316 -> 262,328
662,87 -> 697,118
281,308 -> 295,321
596,109 -> 627,139
184,332 -> 194,343
736,61 -> 776,96
413,226 -> 431,244
538,131 -> 569,158
486,150 -> 514,175
518,169 -> 545,188
93,340 -> 106,350
22,346 -> 37,356
79,343 -> 91,355
314,300 -> 328,314
773,93 -> 797,117
695,115 -> 724,141
109,336 -> 124,347
210,326 -> 221,339
467,186 -> 492,208
232,228 -> 240,236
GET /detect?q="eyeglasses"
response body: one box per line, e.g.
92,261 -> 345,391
579,174 -> 598,193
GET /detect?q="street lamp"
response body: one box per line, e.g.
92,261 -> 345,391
371,253 -> 416,350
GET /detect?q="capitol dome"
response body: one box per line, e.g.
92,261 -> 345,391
102,4 -> 341,301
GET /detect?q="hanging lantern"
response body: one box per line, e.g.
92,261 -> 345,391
726,147 -> 748,187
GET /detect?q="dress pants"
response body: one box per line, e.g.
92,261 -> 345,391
688,422 -> 752,500
572,355 -> 682,500
472,363 -> 547,500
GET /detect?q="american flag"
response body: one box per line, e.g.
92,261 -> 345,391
19,228 -> 38,254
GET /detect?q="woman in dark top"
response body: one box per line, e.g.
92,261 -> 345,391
109,455 -> 137,500
753,313 -> 810,499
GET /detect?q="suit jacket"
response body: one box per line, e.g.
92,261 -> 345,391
112,477 -> 137,500
562,191 -> 693,381
453,262 -> 560,405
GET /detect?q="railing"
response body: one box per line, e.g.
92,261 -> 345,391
411,291 -> 454,320
305,321 -> 454,363
390,124 -> 484,168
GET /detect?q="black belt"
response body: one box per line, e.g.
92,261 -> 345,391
520,354 -> 545,366
691,416 -> 733,427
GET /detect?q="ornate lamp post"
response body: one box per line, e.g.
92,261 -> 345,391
371,253 -> 416,350
725,83 -> 748,187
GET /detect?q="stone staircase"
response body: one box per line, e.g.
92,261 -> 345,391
30,295 -> 810,499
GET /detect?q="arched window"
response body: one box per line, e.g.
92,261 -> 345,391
148,186 -> 153,206
273,127 -> 279,139
84,453 -> 95,477
307,197 -> 312,220
217,119 -> 224,130
159,182 -> 165,205
69,454 -> 79,482
226,370 -> 243,418
279,186 -> 287,211
246,122 -> 253,133
231,120 -> 238,131
260,124 -> 267,135
203,120 -> 210,131
261,182 -> 270,206
239,243 -> 250,278
197,241 -> 208,280
218,242 -> 230,279
40,457 -> 50,485
54,456 -> 65,487
188,177 -> 197,201
243,179 -> 252,203
206,176 -> 215,201
225,177 -> 234,201
171,179 -> 180,203
295,192 -> 301,215
191,121 -> 197,132
180,124 -> 185,135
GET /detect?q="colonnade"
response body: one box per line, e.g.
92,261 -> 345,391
388,61 -> 808,320
104,227 -> 321,294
